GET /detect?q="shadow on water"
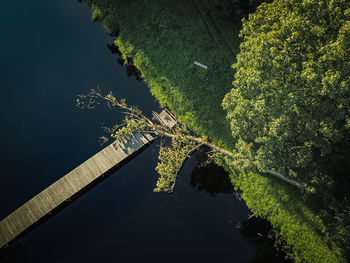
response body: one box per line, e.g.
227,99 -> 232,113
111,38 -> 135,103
0,242 -> 28,263
190,160 -> 234,196
189,148 -> 235,196
189,153 -> 293,263
78,0 -> 143,82
106,43 -> 143,81
0,139 -> 155,253
239,217 -> 294,263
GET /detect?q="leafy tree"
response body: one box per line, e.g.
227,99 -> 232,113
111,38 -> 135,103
77,89 -> 236,193
77,88 -> 302,192
222,0 -> 350,192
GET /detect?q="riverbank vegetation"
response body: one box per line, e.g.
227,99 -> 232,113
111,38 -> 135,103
222,1 -> 350,261
88,0 -> 239,149
83,0 -> 349,262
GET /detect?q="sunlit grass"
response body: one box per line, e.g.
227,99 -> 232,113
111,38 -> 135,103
84,1 -> 344,262
87,0 -> 240,149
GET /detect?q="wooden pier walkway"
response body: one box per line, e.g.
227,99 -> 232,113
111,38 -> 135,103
0,132 -> 154,248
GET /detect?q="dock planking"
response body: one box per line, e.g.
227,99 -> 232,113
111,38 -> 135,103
0,132 -> 155,248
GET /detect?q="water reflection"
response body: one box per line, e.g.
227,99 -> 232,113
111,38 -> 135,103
190,159 -> 234,196
190,155 -> 294,263
239,216 -> 293,263
106,42 -> 143,81
106,43 -> 122,56
0,242 -> 28,263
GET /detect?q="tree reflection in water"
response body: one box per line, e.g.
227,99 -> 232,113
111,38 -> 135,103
0,242 -> 29,263
190,156 -> 234,196
239,216 -> 294,263
189,154 -> 293,263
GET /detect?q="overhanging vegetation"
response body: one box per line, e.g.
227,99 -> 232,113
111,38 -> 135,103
83,0 -> 349,262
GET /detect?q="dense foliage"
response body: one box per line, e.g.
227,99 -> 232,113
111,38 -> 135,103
88,0 -> 240,150
220,159 -> 343,263
82,0 -> 348,261
78,90 -> 234,193
154,135 -> 197,192
222,0 -> 350,261
223,0 -> 350,192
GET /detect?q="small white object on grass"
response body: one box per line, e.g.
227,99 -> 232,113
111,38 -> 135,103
194,61 -> 208,69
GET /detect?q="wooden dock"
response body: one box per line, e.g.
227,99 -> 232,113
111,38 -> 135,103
0,132 -> 154,248
152,109 -> 177,129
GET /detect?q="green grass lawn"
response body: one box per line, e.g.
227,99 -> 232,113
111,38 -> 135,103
89,0 -> 240,149
84,1 -> 344,262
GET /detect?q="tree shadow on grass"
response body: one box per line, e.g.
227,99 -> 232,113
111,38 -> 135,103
262,170 -> 350,257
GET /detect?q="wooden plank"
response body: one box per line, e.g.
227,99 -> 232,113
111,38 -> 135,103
152,110 -> 177,129
141,132 -> 154,142
158,110 -> 177,128
0,132 -> 154,248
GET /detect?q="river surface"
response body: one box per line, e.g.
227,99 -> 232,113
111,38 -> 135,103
0,1 -> 256,262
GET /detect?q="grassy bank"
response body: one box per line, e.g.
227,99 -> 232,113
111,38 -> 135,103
84,0 -> 343,262
89,0 -> 239,150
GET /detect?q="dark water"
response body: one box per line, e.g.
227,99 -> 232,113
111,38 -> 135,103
0,1 -> 257,262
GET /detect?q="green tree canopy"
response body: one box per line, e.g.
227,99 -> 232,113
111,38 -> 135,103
222,0 -> 350,191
